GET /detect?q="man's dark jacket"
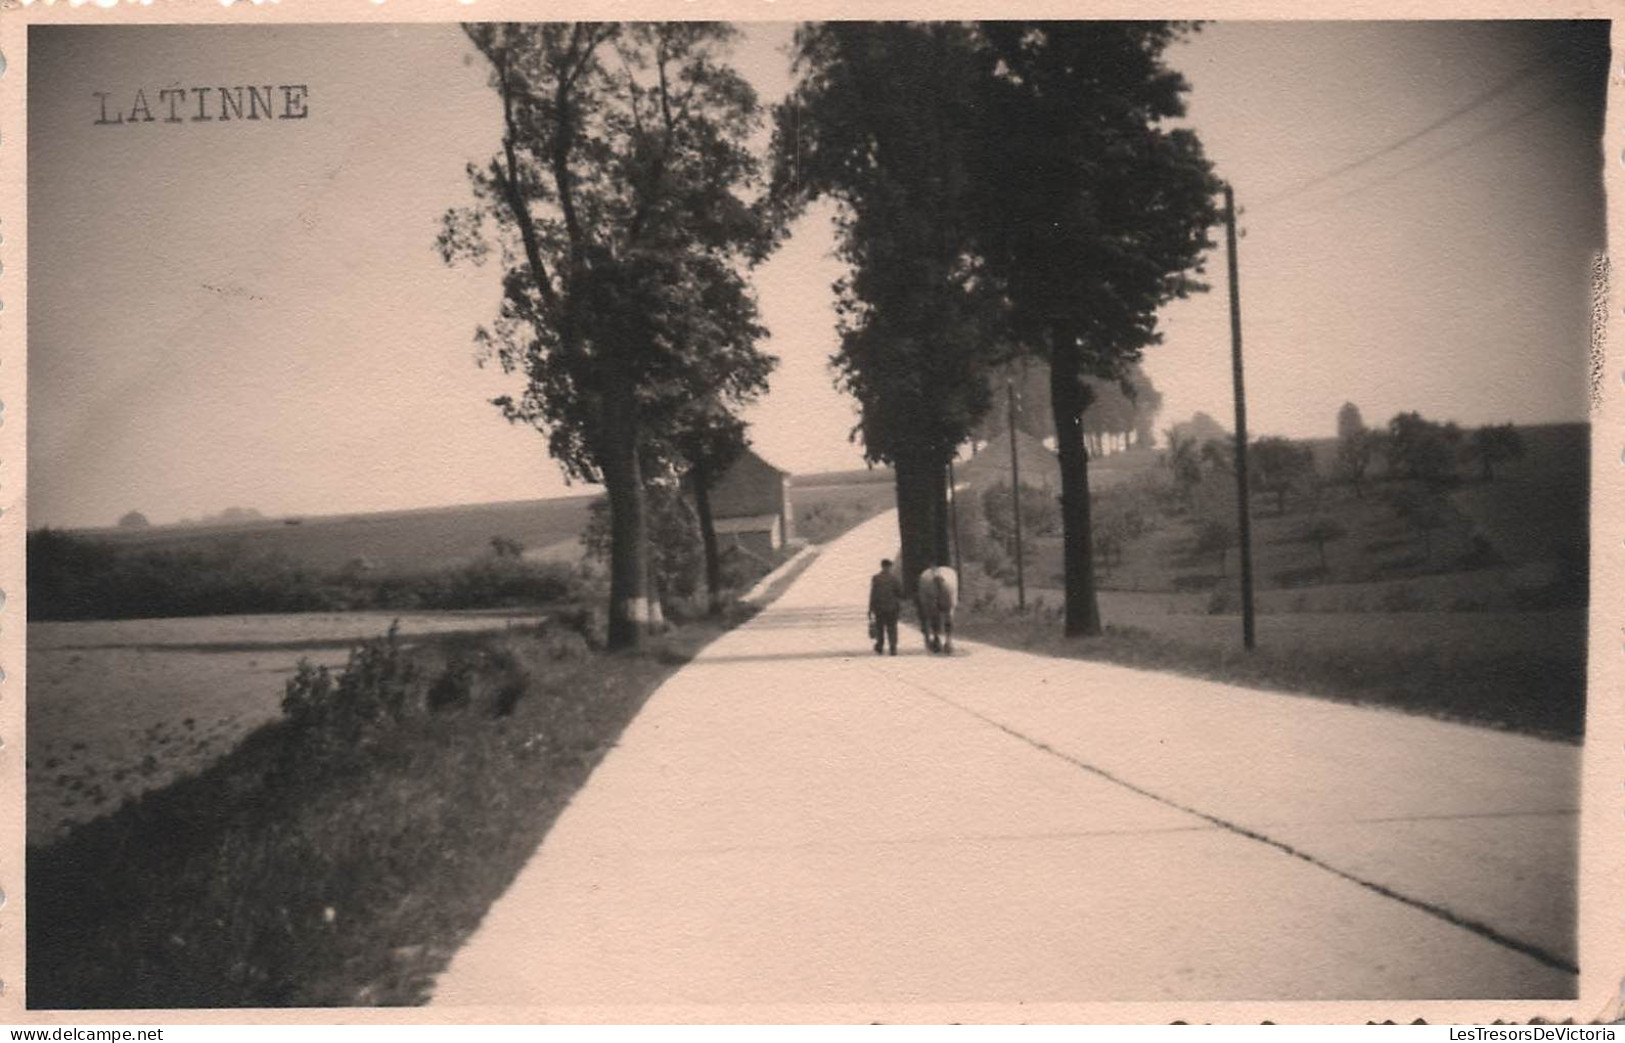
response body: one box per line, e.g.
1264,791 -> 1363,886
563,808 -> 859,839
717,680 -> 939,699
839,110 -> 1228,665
869,570 -> 903,617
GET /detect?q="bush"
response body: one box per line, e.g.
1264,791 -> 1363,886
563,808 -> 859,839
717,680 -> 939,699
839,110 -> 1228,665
982,481 -> 1060,552
282,623 -> 421,760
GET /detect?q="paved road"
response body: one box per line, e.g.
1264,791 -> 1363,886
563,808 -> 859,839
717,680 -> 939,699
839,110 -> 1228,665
432,509 -> 1578,1007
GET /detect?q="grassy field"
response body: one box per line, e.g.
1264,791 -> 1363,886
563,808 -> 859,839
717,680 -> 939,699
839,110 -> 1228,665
791,477 -> 897,544
958,594 -> 1584,740
955,422 -> 1588,740
973,425 -> 1584,598
28,613 -> 749,1009
27,611 -> 550,846
73,467 -> 900,574
84,495 -> 601,574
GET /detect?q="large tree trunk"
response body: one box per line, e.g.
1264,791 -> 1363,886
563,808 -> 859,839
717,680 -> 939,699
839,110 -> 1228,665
1050,341 -> 1103,637
692,460 -> 724,617
929,460 -> 951,568
602,404 -> 650,651
893,452 -> 937,598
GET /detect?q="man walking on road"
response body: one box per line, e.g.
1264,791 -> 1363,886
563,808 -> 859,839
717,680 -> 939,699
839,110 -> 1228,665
869,558 -> 903,655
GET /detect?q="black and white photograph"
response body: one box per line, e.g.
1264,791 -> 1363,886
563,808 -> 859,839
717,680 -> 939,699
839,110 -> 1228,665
8,6 -> 1616,1020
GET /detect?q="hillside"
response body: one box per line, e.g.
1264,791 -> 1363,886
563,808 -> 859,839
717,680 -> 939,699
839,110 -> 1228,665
959,422 -> 1588,611
76,495 -> 601,575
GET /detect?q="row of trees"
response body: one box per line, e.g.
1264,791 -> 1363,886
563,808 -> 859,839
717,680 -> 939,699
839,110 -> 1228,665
1162,406 -> 1526,580
1168,405 -> 1527,521
973,361 -> 1165,457
1337,404 -> 1526,495
443,22 -> 1219,644
774,22 -> 1219,635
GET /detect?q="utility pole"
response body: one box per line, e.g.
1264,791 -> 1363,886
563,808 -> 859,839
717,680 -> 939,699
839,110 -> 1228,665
948,459 -> 963,578
1223,183 -> 1257,651
1008,380 -> 1026,611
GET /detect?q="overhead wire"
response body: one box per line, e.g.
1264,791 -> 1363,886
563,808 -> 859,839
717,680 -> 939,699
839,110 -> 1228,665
1252,60 -> 1552,211
1276,79 -> 1578,219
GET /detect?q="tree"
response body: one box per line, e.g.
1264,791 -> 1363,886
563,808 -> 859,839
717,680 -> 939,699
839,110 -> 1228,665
1299,516 -> 1347,571
1168,411 -> 1229,447
118,511 -> 150,530
1194,516 -> 1236,577
1336,402 -> 1365,442
1083,364 -> 1161,455
1336,427 -> 1382,499
1388,487 -> 1447,561
1200,437 -> 1234,476
440,24 -> 778,649
1163,431 -> 1203,505
1385,411 -> 1461,488
1250,436 -> 1315,516
773,22 -> 1002,592
971,22 -> 1220,636
672,402 -> 750,616
582,482 -> 703,601
1466,422 -> 1526,482
1129,369 -> 1166,449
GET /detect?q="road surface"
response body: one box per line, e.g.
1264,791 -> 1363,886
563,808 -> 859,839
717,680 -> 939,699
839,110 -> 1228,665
431,509 -> 1578,1008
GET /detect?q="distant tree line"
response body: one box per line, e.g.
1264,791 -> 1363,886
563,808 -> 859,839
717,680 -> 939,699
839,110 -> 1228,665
773,21 -> 1218,634
1158,402 -> 1526,578
27,529 -> 586,622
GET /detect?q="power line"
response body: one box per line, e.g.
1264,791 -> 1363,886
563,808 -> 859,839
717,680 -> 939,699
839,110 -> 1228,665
1278,80 -> 1576,218
1254,62 -> 1551,211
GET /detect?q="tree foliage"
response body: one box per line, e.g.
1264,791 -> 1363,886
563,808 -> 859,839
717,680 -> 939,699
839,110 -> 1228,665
1336,426 -> 1383,498
1336,401 -> 1365,442
1168,411 -> 1229,447
970,21 -> 1221,636
1385,411 -> 1462,488
1299,515 -> 1348,571
439,23 -> 779,647
1249,436 -> 1315,516
1466,422 -> 1526,482
772,22 -> 1005,586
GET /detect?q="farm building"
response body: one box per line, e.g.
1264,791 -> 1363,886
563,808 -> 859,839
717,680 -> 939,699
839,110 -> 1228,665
700,449 -> 795,560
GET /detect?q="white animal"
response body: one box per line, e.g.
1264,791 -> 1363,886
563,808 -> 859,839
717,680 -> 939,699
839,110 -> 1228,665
916,565 -> 959,654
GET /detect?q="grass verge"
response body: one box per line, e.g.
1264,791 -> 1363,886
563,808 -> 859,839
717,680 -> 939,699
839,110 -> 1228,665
956,608 -> 1584,743
27,611 -> 755,1009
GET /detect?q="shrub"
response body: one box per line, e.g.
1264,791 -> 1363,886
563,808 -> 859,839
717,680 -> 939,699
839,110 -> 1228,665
282,623 -> 421,759
982,481 -> 1060,552
1298,516 -> 1348,571
1193,517 -> 1236,576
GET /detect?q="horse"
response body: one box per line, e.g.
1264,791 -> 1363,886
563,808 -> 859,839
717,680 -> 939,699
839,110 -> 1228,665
916,565 -> 959,654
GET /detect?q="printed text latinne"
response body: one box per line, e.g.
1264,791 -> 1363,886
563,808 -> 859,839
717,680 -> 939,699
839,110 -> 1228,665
93,86 -> 310,125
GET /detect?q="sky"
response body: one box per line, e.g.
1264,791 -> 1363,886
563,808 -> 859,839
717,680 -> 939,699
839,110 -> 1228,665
26,20 -> 1607,529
